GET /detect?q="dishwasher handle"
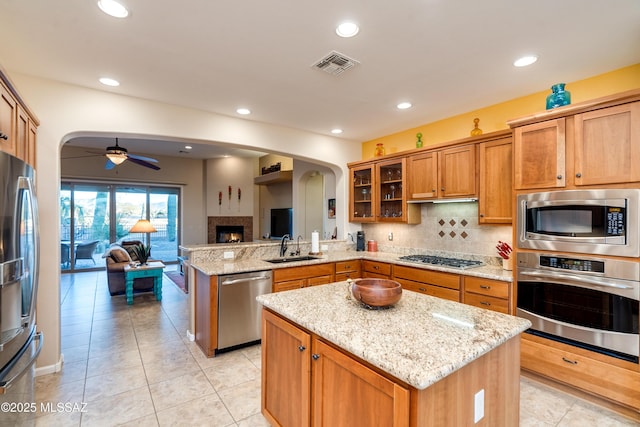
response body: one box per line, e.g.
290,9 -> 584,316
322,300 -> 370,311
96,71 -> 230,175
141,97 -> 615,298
221,275 -> 271,286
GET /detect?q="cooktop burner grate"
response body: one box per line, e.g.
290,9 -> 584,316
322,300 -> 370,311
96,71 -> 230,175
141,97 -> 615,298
398,255 -> 484,269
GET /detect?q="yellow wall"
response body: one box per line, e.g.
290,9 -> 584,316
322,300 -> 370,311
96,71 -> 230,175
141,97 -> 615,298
362,63 -> 640,159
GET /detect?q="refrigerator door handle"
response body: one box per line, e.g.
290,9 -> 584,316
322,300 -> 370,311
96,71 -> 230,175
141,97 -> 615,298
0,331 -> 43,395
17,176 -> 39,327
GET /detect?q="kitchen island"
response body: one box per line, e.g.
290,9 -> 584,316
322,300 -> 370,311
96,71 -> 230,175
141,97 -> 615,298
257,282 -> 531,427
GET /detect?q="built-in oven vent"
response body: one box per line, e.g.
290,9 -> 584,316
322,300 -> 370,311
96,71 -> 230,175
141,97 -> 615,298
312,51 -> 359,76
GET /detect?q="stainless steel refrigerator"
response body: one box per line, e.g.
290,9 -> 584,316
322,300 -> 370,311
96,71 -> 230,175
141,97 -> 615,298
0,152 -> 42,426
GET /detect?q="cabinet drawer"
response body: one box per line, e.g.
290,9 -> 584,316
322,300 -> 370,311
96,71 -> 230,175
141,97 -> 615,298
397,278 -> 459,302
464,276 -> 509,299
522,336 -> 640,410
393,265 -> 460,290
362,260 -> 391,276
335,260 -> 360,274
308,275 -> 334,287
273,263 -> 335,282
463,292 -> 508,314
335,271 -> 361,282
273,279 -> 305,292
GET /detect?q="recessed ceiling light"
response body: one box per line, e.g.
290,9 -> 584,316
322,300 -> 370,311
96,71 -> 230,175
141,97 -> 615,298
331,128 -> 343,134
99,77 -> 120,87
184,145 -> 192,150
336,22 -> 359,38
513,55 -> 538,67
397,102 -> 412,110
97,0 -> 129,18
236,108 -> 251,115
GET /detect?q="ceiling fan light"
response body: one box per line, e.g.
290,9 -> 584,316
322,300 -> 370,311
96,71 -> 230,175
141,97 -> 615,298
106,153 -> 127,165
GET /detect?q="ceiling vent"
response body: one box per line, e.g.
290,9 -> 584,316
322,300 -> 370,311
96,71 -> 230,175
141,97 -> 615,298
312,51 -> 359,76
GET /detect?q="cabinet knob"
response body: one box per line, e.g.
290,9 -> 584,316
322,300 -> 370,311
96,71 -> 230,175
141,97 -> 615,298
298,345 -> 306,352
312,354 -> 320,360
576,173 -> 582,178
557,175 -> 563,180
479,214 -> 484,218
441,187 -> 445,191
432,189 -> 436,192
0,132 -> 7,140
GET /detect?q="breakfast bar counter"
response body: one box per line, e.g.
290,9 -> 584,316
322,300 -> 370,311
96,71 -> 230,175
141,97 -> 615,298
257,282 -> 531,426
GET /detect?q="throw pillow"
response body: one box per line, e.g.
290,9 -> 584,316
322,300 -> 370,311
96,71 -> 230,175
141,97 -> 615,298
110,246 -> 131,263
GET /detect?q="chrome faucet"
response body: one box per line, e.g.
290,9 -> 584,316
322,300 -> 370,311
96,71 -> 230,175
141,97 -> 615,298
279,234 -> 290,257
295,235 -> 303,256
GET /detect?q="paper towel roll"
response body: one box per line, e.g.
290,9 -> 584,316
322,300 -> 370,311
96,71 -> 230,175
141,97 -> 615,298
311,231 -> 320,253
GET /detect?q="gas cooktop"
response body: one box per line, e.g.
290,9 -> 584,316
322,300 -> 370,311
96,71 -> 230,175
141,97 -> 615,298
398,255 -> 484,270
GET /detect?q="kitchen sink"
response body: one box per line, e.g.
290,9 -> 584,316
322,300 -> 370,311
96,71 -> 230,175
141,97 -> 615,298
264,255 -> 321,264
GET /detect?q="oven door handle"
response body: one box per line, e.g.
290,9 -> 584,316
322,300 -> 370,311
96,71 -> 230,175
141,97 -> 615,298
519,270 -> 635,290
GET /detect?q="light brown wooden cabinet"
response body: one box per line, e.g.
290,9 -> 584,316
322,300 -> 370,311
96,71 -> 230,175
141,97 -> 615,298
463,276 -> 510,314
393,264 -> 460,302
521,333 -> 640,414
0,73 -> 38,166
478,137 -> 512,224
334,260 -> 361,282
262,309 -> 410,427
513,118 -> 566,190
194,269 -> 218,357
407,144 -> 476,201
349,158 -> 419,224
573,102 -> 640,186
272,263 -> 335,292
362,260 -> 392,279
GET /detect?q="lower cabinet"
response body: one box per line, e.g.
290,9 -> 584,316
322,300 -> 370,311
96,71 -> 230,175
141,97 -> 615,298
273,263 -> 335,292
262,309 -> 410,427
334,260 -> 361,281
362,260 -> 392,279
194,269 -> 218,357
393,265 -> 460,302
462,276 -> 510,314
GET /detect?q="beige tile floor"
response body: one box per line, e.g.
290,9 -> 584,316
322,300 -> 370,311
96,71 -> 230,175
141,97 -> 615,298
34,268 -> 638,426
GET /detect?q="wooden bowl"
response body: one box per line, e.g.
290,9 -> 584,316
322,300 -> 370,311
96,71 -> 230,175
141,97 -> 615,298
350,278 -> 402,308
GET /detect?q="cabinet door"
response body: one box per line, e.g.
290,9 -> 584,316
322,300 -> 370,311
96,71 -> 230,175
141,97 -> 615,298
262,310 -> 311,427
350,164 -> 376,222
0,83 -> 17,156
408,151 -> 438,200
16,105 -> 29,162
376,158 -> 406,222
574,102 -> 640,186
514,118 -> 566,189
478,137 -> 512,224
312,339 -> 409,427
438,145 -> 476,198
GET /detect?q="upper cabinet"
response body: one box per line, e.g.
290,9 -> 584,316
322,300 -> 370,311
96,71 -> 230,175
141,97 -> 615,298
509,89 -> 640,191
0,70 -> 38,167
513,118 -> 566,190
478,136 -> 512,224
349,158 -> 419,224
573,102 -> 640,186
408,145 -> 476,201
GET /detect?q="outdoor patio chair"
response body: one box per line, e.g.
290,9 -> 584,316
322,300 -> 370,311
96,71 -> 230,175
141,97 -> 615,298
75,240 -> 99,265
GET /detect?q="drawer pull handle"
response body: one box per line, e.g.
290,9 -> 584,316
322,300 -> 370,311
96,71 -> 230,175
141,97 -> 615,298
480,285 -> 491,290
374,266 -> 379,270
298,345 -> 306,352
312,354 -> 320,360
562,357 -> 578,365
419,287 -> 427,292
480,301 -> 491,306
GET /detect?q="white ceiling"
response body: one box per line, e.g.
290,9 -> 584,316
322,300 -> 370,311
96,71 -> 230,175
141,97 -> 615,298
1,0 -> 639,159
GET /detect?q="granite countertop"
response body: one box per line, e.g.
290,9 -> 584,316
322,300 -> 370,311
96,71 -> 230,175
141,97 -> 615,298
257,282 -> 531,390
189,250 -> 513,282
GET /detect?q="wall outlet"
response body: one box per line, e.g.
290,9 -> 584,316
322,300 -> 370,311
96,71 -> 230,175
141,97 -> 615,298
474,389 -> 484,423
223,251 -> 234,259
321,244 -> 329,251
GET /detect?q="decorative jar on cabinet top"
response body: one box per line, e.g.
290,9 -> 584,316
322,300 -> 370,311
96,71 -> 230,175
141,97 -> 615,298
546,83 -> 571,109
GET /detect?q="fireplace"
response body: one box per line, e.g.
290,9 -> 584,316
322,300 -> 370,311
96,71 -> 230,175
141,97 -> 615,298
208,216 -> 253,244
216,225 -> 244,243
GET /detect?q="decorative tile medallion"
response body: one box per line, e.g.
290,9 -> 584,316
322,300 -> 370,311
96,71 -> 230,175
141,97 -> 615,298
449,219 -> 456,226
449,231 -> 456,238
439,231 -> 445,238
461,219 -> 468,227
461,231 -> 468,239
439,219 -> 445,226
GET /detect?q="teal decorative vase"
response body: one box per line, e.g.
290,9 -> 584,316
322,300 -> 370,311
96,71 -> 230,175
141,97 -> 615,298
546,83 -> 571,109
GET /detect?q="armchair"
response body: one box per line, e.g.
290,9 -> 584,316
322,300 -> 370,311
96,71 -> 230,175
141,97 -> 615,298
104,240 -> 155,296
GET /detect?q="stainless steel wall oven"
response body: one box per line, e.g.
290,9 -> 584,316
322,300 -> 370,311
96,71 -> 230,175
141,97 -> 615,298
517,252 -> 639,363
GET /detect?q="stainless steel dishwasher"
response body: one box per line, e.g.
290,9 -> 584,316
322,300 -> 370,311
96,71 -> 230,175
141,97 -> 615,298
217,270 -> 272,352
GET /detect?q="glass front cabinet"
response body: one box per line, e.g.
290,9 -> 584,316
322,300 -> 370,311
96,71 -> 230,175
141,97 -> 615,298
349,158 -> 419,224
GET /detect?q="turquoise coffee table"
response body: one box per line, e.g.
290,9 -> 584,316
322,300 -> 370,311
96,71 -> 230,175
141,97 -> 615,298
123,261 -> 165,304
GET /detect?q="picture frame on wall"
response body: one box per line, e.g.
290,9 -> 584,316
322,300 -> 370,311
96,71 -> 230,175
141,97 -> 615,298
328,198 -> 335,219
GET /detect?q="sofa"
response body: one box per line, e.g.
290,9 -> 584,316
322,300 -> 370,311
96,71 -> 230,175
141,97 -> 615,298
104,240 -> 155,296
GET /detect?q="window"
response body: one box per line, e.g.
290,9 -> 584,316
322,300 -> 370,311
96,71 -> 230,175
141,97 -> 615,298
60,182 -> 180,271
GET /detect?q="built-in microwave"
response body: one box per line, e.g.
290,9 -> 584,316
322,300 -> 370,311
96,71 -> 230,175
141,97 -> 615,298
517,189 -> 640,257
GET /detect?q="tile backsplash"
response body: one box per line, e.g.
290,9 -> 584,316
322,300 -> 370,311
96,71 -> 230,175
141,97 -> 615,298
361,202 -> 512,264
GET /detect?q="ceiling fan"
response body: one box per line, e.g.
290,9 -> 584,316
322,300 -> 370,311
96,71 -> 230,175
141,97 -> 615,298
103,138 -> 160,170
